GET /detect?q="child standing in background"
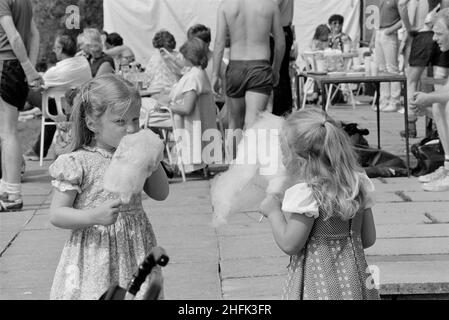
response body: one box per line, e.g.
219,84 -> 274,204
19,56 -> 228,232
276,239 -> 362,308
49,74 -> 169,300
260,108 -> 380,300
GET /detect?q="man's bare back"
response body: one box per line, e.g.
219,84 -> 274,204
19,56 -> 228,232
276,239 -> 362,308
222,0 -> 277,60
212,0 -> 285,159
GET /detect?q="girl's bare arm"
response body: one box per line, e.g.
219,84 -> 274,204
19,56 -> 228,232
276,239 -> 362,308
361,208 -> 377,249
143,164 -> 169,201
260,195 -> 315,256
169,91 -> 197,116
50,190 -> 121,229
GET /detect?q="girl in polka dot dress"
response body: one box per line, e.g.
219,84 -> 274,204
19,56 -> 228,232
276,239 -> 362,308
260,108 -> 380,300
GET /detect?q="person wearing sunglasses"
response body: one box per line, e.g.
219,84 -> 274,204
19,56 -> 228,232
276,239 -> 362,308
328,14 -> 352,53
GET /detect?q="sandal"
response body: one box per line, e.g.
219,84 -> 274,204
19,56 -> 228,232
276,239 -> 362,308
0,198 -> 23,212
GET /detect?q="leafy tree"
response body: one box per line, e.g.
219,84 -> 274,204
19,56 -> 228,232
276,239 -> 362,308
31,0 -> 104,65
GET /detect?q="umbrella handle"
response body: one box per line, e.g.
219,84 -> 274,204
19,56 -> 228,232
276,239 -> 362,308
126,247 -> 169,296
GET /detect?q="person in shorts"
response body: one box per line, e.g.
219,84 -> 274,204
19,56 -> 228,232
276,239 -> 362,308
399,0 -> 449,137
212,0 -> 285,159
0,0 -> 42,212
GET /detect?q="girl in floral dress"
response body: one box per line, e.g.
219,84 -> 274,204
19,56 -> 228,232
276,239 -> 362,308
260,108 -> 380,300
49,74 -> 169,300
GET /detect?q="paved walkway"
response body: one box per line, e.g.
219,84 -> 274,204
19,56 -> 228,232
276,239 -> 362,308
1,104 -> 448,300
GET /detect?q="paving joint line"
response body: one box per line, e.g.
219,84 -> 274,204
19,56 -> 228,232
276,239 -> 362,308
0,191 -> 52,258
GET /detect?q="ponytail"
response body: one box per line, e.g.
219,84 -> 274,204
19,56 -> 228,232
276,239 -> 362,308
284,109 -> 367,221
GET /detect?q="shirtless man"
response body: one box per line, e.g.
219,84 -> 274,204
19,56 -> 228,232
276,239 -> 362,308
212,0 -> 285,157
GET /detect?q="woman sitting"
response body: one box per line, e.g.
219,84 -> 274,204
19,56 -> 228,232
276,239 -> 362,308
328,14 -> 352,53
159,38 -> 218,173
82,28 -> 115,77
104,32 -> 136,70
145,30 -> 184,95
311,24 -> 331,51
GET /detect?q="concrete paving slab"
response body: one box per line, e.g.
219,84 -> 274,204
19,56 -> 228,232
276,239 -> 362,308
150,212 -> 216,227
373,261 -> 449,295
373,204 -> 434,225
222,275 -> 285,300
158,244 -> 219,265
0,287 -> 51,300
424,212 -> 449,223
371,181 -> 427,192
375,192 -> 406,203
1,229 -> 67,257
144,201 -> 214,216
163,262 -> 221,300
366,237 -> 449,256
24,213 -> 59,231
0,211 -> 35,251
220,256 -> 288,280
404,192 -> 449,202
376,224 -> 449,239
219,234 -> 284,261
216,222 -> 272,238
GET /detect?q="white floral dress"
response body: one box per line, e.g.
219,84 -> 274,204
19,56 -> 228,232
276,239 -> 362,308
49,146 -> 161,300
281,174 -> 381,300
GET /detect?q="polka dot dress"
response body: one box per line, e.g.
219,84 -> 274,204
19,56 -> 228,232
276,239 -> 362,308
281,180 -> 380,300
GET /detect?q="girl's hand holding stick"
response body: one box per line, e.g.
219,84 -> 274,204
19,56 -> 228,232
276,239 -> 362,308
91,200 -> 122,226
259,194 -> 282,223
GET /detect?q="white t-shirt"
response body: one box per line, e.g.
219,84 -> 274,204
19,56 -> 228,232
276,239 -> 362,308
43,55 -> 92,90
169,66 -> 218,171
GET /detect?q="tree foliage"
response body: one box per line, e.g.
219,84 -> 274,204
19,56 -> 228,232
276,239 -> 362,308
31,0 -> 104,64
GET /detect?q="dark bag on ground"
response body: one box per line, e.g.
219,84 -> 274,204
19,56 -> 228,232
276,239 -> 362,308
342,122 -> 408,178
411,138 -> 444,177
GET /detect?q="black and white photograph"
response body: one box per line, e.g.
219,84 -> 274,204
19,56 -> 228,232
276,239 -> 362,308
0,0 -> 448,304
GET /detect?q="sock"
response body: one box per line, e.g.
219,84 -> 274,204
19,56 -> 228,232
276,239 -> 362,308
0,179 -> 7,193
6,183 -> 21,201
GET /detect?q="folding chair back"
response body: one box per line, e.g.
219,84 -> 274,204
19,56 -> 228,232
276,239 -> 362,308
40,88 -> 70,166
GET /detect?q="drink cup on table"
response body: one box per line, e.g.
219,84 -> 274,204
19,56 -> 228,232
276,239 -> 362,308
370,61 -> 378,76
364,57 -> 371,76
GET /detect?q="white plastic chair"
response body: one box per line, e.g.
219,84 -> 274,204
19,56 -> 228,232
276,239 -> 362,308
144,102 -> 223,183
143,107 -> 187,182
40,88 -> 70,166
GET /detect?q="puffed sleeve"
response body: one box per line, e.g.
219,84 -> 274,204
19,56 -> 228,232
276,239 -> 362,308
360,172 -> 376,209
49,154 -> 83,193
281,183 -> 319,219
180,69 -> 203,94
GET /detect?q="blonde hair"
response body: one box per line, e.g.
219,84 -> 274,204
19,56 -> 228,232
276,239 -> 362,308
282,108 -> 367,221
82,28 -> 103,54
77,33 -> 86,51
436,8 -> 449,29
69,74 -> 141,152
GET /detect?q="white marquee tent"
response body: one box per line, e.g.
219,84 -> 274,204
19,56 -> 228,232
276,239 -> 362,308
104,0 -> 362,66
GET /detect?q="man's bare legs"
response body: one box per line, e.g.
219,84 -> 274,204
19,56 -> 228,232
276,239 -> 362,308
244,91 -> 270,128
406,66 -> 426,121
0,98 -> 22,201
227,97 -> 245,160
432,66 -> 449,155
225,91 -> 271,160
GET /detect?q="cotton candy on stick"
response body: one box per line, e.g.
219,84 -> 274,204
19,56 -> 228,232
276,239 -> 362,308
103,130 -> 165,204
211,112 -> 289,227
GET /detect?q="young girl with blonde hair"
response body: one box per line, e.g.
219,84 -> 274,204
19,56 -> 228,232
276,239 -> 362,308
49,74 -> 169,300
260,108 -> 380,300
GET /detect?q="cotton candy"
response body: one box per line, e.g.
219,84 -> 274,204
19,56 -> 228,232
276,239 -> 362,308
210,112 -> 290,227
103,130 -> 165,204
